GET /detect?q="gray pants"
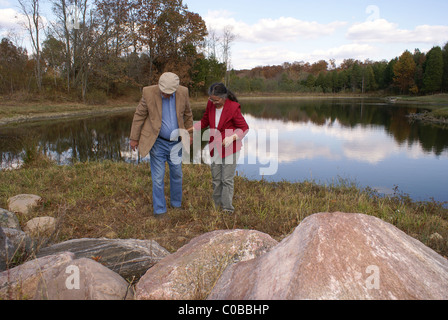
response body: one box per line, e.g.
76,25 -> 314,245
210,152 -> 239,212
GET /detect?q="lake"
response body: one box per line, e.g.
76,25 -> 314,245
1,98 -> 447,204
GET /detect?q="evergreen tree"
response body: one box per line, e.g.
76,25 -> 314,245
423,46 -> 444,93
372,61 -> 388,90
384,58 -> 397,91
442,42 -> 448,92
350,62 -> 362,92
413,49 -> 426,92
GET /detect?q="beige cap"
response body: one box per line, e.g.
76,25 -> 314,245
158,72 -> 180,94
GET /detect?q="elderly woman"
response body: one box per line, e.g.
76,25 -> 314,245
191,83 -> 249,213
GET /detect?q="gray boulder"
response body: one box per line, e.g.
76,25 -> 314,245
208,212 -> 448,300
0,208 -> 21,230
0,227 -> 15,271
37,238 -> 170,279
0,226 -> 33,272
2,227 -> 35,258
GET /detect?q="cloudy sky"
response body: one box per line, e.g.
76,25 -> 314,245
1,0 -> 448,70
187,0 -> 448,69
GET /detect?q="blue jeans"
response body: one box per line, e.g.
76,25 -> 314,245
149,138 -> 183,214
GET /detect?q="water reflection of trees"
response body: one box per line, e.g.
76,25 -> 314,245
242,99 -> 448,156
0,113 -> 134,167
1,100 -> 448,169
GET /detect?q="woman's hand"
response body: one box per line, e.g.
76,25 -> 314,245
222,134 -> 238,148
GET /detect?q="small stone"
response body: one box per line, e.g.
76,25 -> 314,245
7,194 -> 42,215
430,232 -> 443,241
24,217 -> 56,236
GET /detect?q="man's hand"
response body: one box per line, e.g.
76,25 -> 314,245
130,140 -> 139,151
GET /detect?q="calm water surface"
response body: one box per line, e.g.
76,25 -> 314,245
1,98 -> 447,204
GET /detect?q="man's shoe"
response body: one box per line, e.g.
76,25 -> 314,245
154,212 -> 169,220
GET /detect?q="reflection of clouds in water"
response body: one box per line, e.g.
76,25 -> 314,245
243,137 -> 338,164
244,114 -> 439,165
1,153 -> 23,170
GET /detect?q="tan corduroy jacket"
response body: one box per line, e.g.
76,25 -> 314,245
129,85 -> 193,157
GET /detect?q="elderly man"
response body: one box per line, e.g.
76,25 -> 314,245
130,72 -> 193,218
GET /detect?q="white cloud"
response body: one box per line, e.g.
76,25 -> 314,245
237,46 -> 300,66
247,17 -> 346,43
0,7 -> 49,51
347,19 -> 448,44
204,10 -> 346,43
309,43 -> 378,64
234,43 -> 377,69
0,8 -> 24,30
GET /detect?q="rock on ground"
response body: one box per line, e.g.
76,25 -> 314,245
208,212 -> 448,300
2,227 -> 34,258
0,208 -> 21,230
135,229 -> 278,300
0,227 -> 14,272
24,216 -> 56,236
7,194 -> 42,215
0,252 -> 133,300
37,238 -> 170,279
0,252 -> 75,299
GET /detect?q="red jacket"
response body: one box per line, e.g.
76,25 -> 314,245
195,99 -> 249,158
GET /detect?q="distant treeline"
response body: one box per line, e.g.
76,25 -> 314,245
230,44 -> 448,95
0,0 -> 447,101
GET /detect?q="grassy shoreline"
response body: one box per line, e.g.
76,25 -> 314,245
1,159 -> 447,264
2,93 -> 448,127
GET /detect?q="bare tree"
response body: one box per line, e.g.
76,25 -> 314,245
50,0 -> 72,92
221,25 -> 236,86
206,27 -> 220,60
18,0 -> 43,92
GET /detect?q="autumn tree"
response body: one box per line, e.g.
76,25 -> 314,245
393,50 -> 416,94
95,0 -> 134,57
310,60 -> 328,75
0,38 -> 30,94
134,0 -> 207,86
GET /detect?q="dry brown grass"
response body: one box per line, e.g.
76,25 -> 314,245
1,159 -> 447,263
